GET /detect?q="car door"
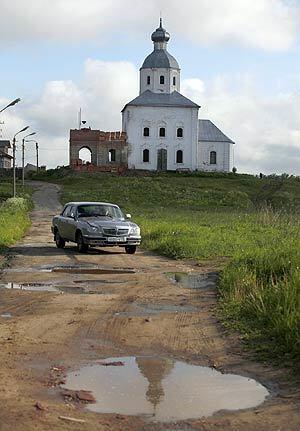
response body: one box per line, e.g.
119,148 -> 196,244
57,205 -> 71,239
67,205 -> 78,242
59,205 -> 75,241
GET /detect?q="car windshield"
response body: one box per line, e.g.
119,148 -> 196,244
77,204 -> 124,219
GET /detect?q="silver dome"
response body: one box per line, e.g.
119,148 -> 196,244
151,19 -> 170,43
141,50 -> 179,69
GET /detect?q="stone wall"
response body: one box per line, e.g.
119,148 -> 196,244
198,141 -> 232,172
69,128 -> 127,172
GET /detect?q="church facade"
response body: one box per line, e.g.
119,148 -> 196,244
69,20 -> 234,173
122,20 -> 234,172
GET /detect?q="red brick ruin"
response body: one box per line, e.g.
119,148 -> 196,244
69,128 -> 128,173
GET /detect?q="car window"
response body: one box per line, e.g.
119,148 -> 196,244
70,206 -> 76,218
77,204 -> 124,219
62,206 -> 71,217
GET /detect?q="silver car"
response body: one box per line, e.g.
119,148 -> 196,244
51,202 -> 141,254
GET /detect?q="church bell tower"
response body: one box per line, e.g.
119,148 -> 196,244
139,19 -> 181,95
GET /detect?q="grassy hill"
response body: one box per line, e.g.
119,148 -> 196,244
37,169 -> 300,212
30,169 -> 300,370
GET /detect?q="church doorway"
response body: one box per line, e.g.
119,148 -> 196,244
157,149 -> 167,171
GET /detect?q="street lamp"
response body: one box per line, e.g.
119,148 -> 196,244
22,132 -> 36,185
0,98 -> 21,114
25,140 -> 39,173
12,126 -> 30,197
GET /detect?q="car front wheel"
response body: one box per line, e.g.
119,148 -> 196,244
77,232 -> 89,253
125,245 -> 136,254
55,231 -> 65,249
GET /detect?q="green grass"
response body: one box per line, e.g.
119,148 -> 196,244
0,181 -> 32,254
31,169 -> 300,370
0,181 -> 14,202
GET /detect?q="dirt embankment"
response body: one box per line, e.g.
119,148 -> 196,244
0,181 -> 299,431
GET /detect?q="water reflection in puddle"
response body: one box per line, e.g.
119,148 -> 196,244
63,356 -> 269,422
0,282 -> 60,292
3,265 -> 135,276
167,272 -> 218,289
1,313 -> 12,318
73,279 -> 126,285
51,267 -> 135,275
0,282 -> 93,294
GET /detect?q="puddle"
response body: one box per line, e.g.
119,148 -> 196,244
63,356 -> 269,422
0,282 -> 60,292
0,282 -> 98,295
115,303 -> 198,317
1,313 -> 12,318
3,268 -> 52,274
51,267 -> 135,275
73,279 -> 126,285
3,265 -> 135,276
167,272 -> 218,289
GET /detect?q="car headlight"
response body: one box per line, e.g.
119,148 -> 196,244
130,226 -> 140,236
89,225 -> 102,233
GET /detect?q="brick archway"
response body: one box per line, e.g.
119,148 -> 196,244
78,146 -> 92,164
69,128 -> 128,172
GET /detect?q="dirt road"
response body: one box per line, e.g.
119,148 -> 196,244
0,181 -> 299,431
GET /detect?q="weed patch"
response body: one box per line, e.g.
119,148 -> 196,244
0,183 -> 32,253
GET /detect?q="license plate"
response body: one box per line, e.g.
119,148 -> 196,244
107,237 -> 126,242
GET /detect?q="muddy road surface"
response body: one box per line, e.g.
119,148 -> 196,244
0,181 -> 299,431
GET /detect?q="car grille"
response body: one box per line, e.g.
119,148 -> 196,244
103,228 -> 129,236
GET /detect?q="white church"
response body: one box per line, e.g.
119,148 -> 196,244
122,20 -> 235,172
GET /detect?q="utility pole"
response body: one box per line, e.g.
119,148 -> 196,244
22,132 -> 36,186
13,136 -> 16,198
0,98 -> 22,195
36,142 -> 39,172
25,139 -> 39,173
22,138 -> 24,186
12,126 -> 30,197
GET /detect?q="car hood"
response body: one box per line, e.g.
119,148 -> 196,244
82,217 -> 138,229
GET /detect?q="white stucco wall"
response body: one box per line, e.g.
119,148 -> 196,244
140,68 -> 180,94
122,105 -> 199,171
197,141 -> 232,172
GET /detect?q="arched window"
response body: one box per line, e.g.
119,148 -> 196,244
147,76 -> 151,85
143,127 -> 150,137
210,151 -> 217,165
177,127 -> 183,138
159,127 -> 166,137
109,149 -> 116,162
173,76 -> 176,86
160,75 -> 165,85
176,150 -> 183,164
79,147 -> 92,164
143,149 -> 150,163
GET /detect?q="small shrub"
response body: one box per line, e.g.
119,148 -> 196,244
0,196 -> 32,251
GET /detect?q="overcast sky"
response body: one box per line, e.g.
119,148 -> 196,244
0,0 -> 300,174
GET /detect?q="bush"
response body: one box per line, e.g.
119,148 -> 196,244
5,197 -> 31,211
0,196 -> 31,251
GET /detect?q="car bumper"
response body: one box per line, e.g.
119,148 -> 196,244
83,236 -> 141,247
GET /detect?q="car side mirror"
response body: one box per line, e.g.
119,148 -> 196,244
126,213 -> 132,219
